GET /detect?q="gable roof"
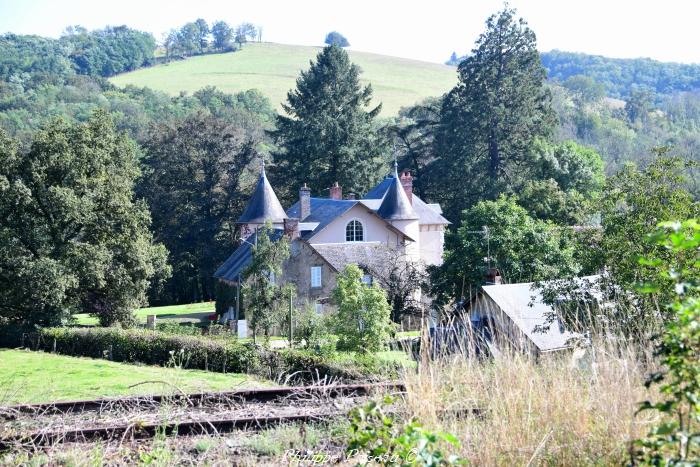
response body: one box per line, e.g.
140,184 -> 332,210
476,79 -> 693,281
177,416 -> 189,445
310,242 -> 391,273
477,278 -> 599,352
237,167 -> 287,224
213,230 -> 285,283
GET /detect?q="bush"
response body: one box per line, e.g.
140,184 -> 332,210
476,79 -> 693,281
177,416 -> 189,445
331,264 -> 393,353
26,327 -> 400,383
37,327 -> 259,374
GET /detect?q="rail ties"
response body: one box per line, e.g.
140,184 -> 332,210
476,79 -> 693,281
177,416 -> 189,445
0,382 -> 407,449
0,382 -> 407,418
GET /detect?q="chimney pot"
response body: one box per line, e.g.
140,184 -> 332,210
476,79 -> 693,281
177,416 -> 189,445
330,182 -> 342,200
300,184 -> 311,220
400,170 -> 413,205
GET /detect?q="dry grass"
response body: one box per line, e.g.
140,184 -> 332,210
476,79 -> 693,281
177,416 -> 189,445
401,340 -> 657,466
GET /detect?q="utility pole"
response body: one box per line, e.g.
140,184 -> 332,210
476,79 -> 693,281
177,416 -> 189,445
288,287 -> 293,349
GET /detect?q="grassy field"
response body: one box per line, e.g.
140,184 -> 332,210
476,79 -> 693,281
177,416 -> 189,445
73,301 -> 215,326
0,349 -> 262,405
110,42 -> 456,116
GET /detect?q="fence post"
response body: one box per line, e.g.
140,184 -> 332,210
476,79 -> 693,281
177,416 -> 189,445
52,338 -> 56,353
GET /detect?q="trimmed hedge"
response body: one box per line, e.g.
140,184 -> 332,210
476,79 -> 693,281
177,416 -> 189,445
28,327 -> 399,383
38,327 -> 260,374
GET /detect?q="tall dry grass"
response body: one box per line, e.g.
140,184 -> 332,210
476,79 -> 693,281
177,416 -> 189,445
401,339 -> 657,466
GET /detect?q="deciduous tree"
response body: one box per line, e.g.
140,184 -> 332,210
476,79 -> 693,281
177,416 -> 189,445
139,112 -> 260,304
331,264 -> 393,353
0,111 -> 169,326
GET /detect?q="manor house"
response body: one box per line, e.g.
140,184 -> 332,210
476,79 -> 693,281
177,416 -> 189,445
214,162 -> 449,314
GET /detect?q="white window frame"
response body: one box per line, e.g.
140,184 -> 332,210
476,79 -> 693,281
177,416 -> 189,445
315,302 -> 323,314
345,219 -> 364,242
310,266 -> 322,288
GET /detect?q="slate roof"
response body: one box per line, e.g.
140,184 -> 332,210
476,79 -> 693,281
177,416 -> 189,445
286,198 -> 357,239
478,276 -> 600,352
237,168 -> 287,224
213,230 -> 285,283
376,167 -> 419,221
363,175 -> 449,225
364,176 -> 393,199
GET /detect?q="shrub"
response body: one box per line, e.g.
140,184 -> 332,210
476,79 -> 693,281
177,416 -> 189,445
28,327 -> 400,383
632,220 -> 700,464
331,264 -> 393,353
37,327 -> 259,374
347,396 -> 463,465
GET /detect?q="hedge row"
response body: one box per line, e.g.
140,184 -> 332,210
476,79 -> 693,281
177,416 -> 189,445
25,327 -> 398,383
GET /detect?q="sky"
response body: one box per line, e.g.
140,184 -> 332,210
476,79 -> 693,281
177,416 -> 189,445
0,0 -> 698,64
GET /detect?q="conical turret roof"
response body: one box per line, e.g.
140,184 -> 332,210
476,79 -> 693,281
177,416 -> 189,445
237,162 -> 287,224
377,162 -> 419,221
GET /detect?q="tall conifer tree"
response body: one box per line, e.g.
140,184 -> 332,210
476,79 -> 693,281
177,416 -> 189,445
270,45 -> 387,202
429,7 -> 556,222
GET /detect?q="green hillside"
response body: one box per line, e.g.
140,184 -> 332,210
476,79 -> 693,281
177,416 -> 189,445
110,42 -> 457,116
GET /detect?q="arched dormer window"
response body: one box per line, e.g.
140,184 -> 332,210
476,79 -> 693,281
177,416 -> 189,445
345,219 -> 364,242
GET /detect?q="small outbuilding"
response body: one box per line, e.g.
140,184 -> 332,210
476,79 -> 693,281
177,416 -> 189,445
463,276 -> 601,356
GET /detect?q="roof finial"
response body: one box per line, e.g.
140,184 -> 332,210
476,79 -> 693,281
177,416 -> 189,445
393,147 -> 398,177
260,156 -> 265,176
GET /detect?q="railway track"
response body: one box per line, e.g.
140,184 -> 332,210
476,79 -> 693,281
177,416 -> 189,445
0,383 -> 406,450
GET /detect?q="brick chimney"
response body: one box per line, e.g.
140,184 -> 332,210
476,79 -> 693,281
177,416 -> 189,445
283,218 -> 299,240
330,182 -> 342,200
485,268 -> 502,285
300,184 -> 311,220
400,170 -> 413,205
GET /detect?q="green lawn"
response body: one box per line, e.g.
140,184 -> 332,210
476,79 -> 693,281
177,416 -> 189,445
0,349 -> 260,405
73,301 -> 215,326
110,42 -> 456,116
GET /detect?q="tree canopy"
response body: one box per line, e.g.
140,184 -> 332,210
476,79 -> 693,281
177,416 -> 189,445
0,111 -> 169,326
139,112 -> 261,304
324,31 -> 350,47
270,45 -> 387,202
428,6 -> 556,222
331,264 -> 393,353
431,196 -> 580,305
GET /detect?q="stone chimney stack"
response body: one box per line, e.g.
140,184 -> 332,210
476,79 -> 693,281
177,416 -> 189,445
300,184 -> 311,220
329,182 -> 342,200
400,170 -> 413,205
283,218 -> 299,240
485,268 -> 502,285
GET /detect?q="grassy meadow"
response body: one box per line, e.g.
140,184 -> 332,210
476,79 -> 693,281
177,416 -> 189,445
110,42 -> 457,116
72,301 -> 215,326
0,349 -> 261,404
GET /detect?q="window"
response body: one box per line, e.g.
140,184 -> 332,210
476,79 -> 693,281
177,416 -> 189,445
311,266 -> 322,288
264,270 -> 276,285
345,220 -> 364,242
362,274 -> 373,286
315,302 -> 323,314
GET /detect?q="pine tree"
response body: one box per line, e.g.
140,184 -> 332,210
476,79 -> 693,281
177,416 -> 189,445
428,7 -> 556,222
270,45 -> 387,202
